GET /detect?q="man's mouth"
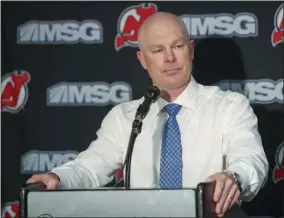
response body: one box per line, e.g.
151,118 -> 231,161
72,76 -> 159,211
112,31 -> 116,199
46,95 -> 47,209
163,68 -> 181,74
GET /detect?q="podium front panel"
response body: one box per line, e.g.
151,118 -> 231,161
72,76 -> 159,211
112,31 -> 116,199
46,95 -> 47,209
25,188 -> 197,217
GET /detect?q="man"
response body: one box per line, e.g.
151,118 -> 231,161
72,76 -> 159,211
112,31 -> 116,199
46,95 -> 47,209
27,12 -> 268,217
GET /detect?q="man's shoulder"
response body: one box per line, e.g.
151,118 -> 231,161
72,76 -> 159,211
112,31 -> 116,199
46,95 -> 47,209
115,98 -> 143,110
200,83 -> 250,106
107,97 -> 143,118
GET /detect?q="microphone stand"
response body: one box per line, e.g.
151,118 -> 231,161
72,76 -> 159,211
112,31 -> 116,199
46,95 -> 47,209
124,102 -> 150,189
122,86 -> 160,190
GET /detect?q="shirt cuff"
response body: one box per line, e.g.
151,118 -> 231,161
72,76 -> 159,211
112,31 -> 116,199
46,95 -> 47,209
49,169 -> 73,189
225,165 -> 249,194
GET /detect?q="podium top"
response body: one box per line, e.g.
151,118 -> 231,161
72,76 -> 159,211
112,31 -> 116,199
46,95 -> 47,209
20,182 -> 219,218
21,186 -> 199,218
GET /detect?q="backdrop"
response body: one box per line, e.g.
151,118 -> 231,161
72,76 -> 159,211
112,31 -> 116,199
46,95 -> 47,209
1,1 -> 284,217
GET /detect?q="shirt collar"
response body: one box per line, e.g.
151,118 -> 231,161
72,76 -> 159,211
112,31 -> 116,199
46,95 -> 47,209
154,75 -> 199,116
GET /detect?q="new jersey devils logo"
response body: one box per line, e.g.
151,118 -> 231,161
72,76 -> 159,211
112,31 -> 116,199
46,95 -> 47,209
1,70 -> 31,113
272,141 -> 284,183
1,201 -> 19,218
114,3 -> 158,51
271,4 -> 284,47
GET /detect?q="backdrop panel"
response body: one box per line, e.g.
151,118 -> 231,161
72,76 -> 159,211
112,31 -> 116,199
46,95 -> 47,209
1,1 -> 283,217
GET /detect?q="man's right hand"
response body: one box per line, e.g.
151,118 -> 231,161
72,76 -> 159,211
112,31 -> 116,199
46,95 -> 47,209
26,173 -> 60,190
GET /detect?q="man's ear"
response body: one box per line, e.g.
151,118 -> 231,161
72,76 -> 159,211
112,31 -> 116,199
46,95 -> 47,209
189,39 -> 195,61
190,39 -> 194,48
137,51 -> 147,70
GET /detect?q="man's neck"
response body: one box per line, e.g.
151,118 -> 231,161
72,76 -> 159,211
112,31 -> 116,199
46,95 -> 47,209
160,82 -> 189,102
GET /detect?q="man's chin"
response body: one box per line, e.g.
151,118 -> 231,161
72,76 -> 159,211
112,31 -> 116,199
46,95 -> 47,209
160,82 -> 188,91
165,77 -> 190,89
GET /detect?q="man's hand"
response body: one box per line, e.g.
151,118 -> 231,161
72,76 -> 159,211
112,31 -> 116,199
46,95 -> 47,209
26,173 -> 60,190
206,172 -> 240,217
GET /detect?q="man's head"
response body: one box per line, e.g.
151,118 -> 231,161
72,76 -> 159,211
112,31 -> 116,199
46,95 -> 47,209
137,12 -> 194,91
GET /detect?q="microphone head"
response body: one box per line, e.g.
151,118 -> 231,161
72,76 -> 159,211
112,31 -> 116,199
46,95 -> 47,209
145,86 -> 160,102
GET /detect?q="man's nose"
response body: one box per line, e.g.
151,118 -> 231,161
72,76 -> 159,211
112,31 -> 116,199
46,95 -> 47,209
164,49 -> 176,63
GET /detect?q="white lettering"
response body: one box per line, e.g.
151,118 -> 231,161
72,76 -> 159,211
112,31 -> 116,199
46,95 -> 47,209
60,22 -> 79,42
234,14 -> 257,35
69,85 -> 90,103
40,153 -> 77,171
17,20 -> 103,44
216,79 -> 283,104
180,13 -> 258,38
21,151 -> 78,173
89,84 -> 110,104
40,23 -> 61,41
110,83 -> 131,103
47,82 -> 132,106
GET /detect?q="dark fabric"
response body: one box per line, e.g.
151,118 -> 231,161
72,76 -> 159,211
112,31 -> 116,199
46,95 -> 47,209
1,1 -> 283,218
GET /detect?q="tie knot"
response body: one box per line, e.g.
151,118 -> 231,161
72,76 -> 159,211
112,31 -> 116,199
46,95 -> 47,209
164,103 -> 182,116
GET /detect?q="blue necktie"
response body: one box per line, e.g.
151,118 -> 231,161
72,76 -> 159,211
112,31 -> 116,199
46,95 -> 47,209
159,103 -> 183,188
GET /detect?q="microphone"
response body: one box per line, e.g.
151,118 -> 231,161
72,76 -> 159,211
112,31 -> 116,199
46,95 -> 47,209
123,86 -> 160,189
135,86 -> 160,122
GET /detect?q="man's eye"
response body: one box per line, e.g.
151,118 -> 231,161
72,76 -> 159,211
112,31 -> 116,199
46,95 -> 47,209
153,49 -> 162,53
174,44 -> 184,49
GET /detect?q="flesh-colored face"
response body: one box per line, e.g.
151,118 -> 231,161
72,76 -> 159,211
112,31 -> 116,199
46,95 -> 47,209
137,14 -> 194,90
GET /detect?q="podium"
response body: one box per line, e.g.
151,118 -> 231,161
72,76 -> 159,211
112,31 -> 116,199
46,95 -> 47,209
19,182 -> 247,218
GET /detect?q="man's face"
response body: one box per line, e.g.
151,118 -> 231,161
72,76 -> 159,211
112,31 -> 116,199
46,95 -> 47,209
137,20 -> 194,90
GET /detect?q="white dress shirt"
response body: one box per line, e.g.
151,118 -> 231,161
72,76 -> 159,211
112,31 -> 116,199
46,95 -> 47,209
51,76 -> 268,202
